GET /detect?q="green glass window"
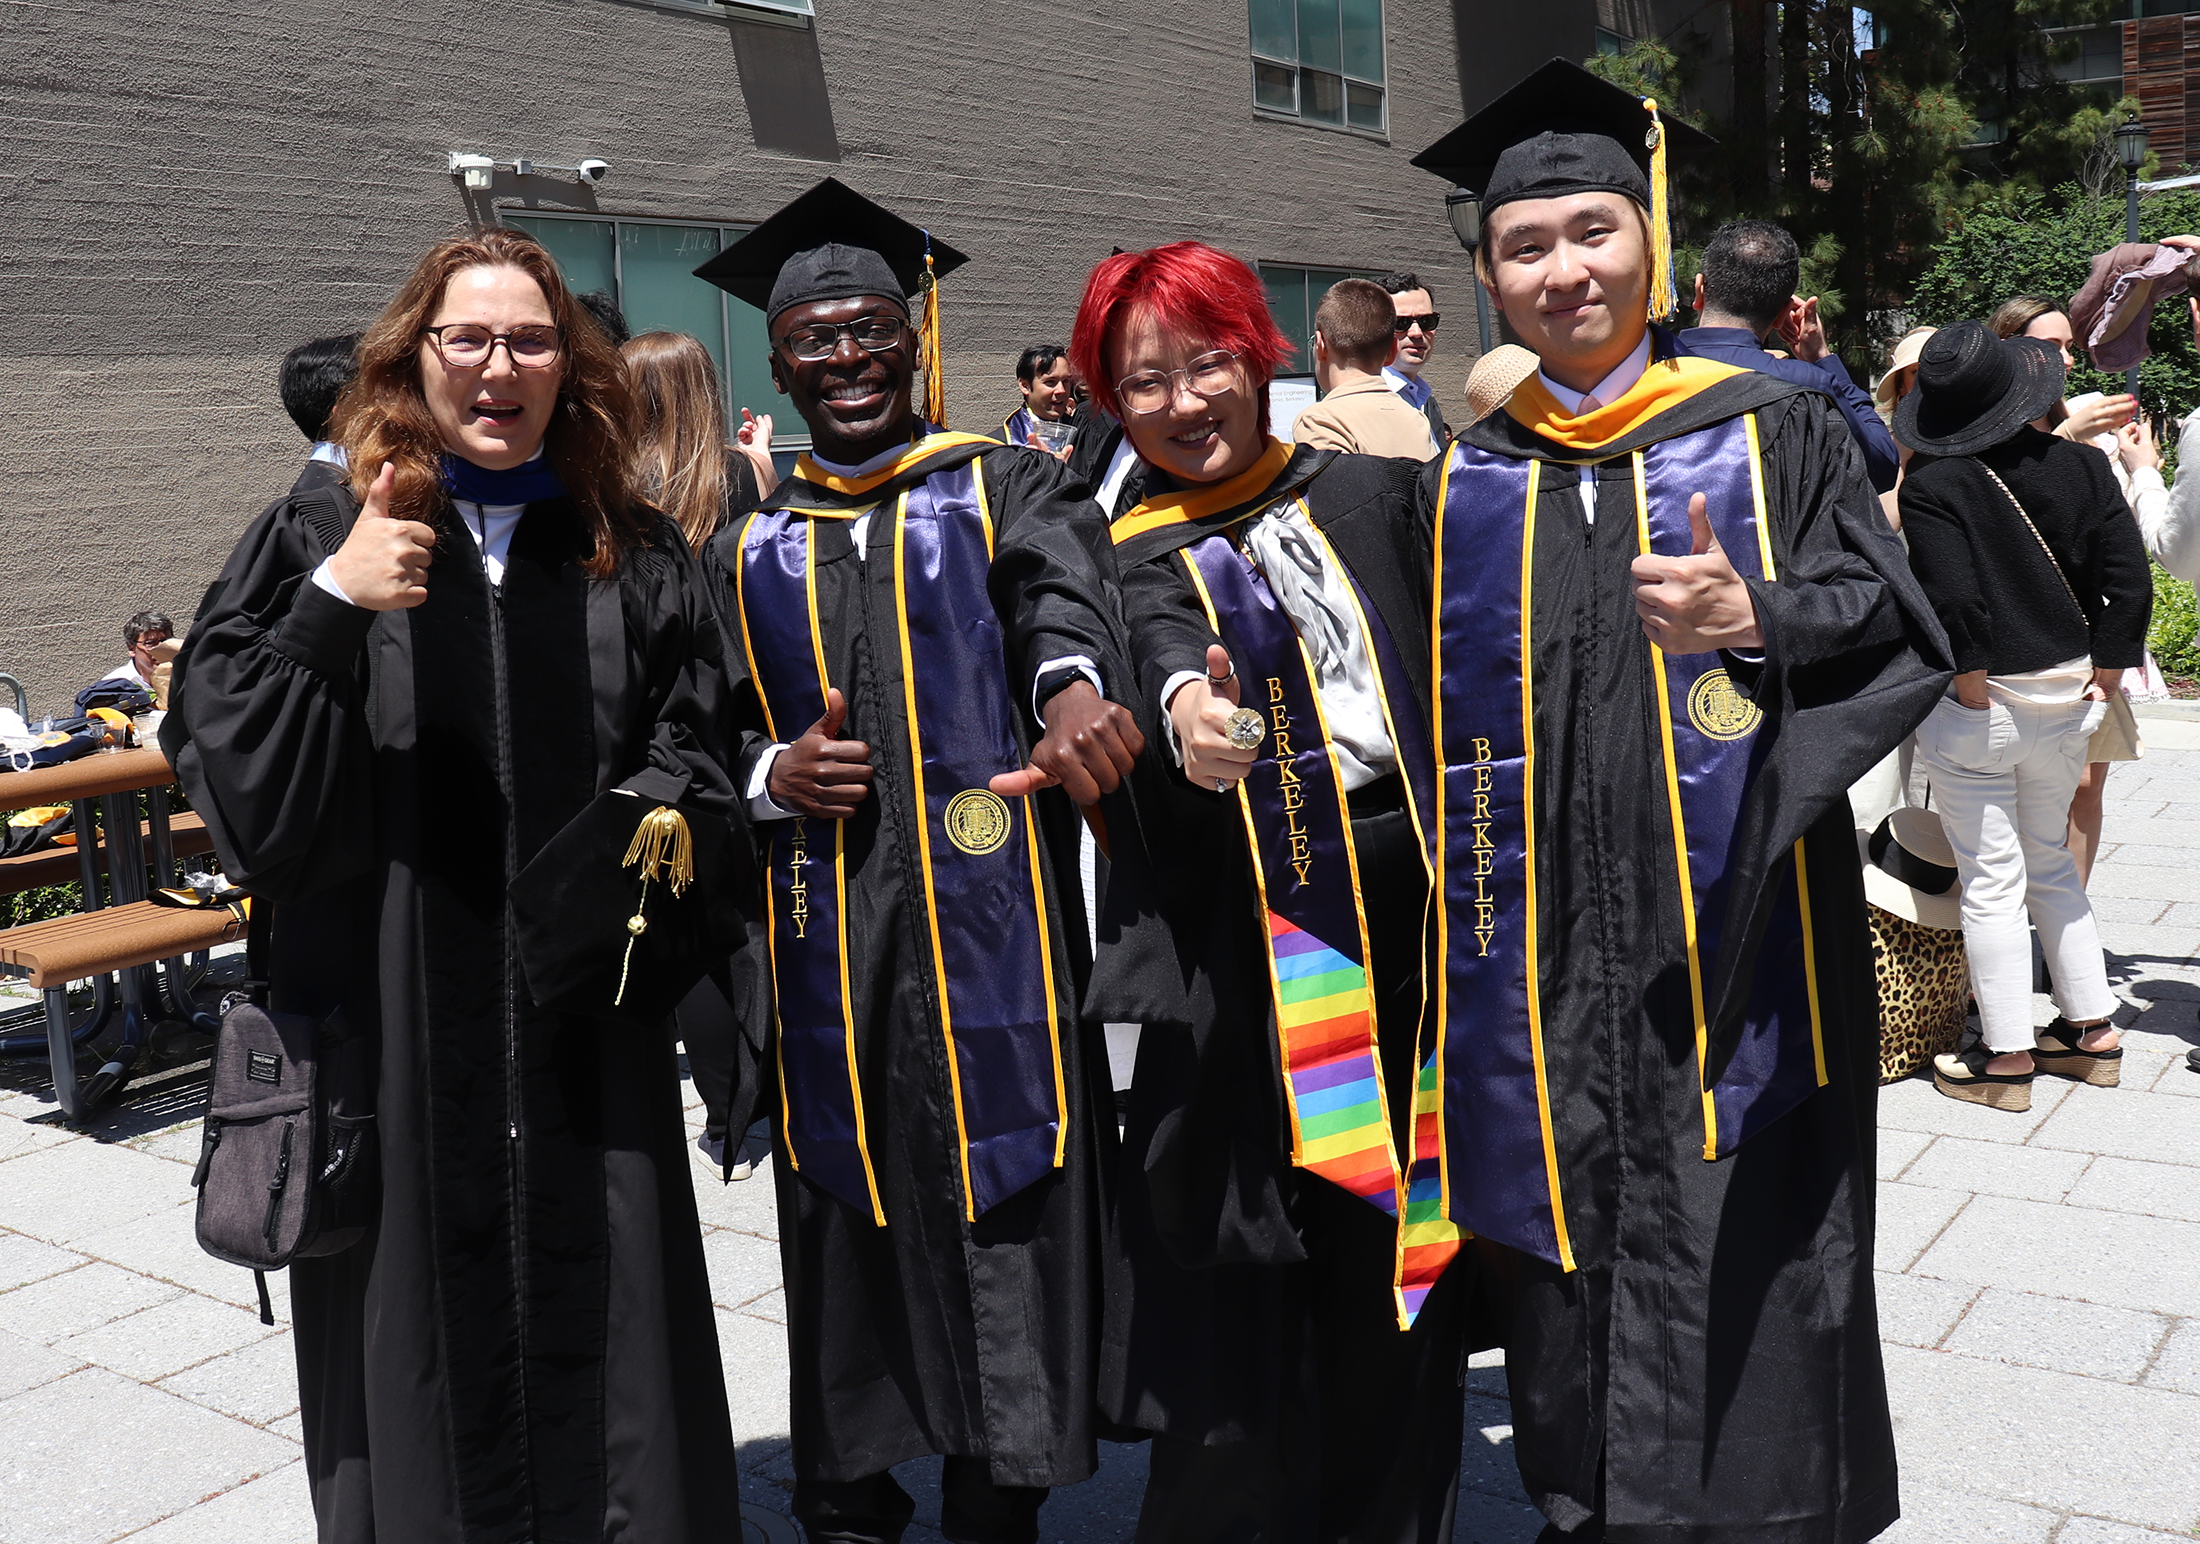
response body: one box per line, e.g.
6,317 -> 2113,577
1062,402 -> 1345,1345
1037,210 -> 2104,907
1250,0 -> 1383,132
1259,263 -> 1374,375
505,213 -> 795,447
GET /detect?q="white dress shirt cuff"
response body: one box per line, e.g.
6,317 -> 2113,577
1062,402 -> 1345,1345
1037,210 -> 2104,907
747,744 -> 797,821
1158,669 -> 1208,765
1033,656 -> 1104,722
310,558 -> 357,607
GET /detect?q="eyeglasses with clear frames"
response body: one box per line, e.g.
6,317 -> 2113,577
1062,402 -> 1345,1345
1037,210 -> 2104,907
776,317 -> 909,362
1115,351 -> 1243,416
422,324 -> 564,369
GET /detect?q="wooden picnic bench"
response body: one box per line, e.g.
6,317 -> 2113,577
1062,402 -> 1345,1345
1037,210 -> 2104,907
0,746 -> 236,1119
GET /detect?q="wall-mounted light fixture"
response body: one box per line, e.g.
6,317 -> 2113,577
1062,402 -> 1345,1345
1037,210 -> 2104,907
447,152 -> 610,189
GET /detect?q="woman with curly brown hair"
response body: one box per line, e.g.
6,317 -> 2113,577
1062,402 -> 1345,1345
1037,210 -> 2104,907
166,227 -> 747,1540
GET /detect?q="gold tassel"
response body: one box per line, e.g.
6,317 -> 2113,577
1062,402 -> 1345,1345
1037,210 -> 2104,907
918,239 -> 946,428
1644,98 -> 1675,324
615,805 -> 693,1006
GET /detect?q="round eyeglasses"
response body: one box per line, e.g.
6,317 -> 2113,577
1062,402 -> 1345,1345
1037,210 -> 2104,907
1115,351 -> 1242,416
423,324 -> 564,369
776,317 -> 909,363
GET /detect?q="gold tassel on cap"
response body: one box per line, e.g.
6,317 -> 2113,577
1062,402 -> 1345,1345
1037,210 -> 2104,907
918,234 -> 946,428
615,805 -> 694,1006
1644,98 -> 1676,323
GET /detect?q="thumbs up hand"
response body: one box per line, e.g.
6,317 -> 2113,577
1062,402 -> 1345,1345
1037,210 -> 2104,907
1629,492 -> 1764,656
767,688 -> 875,818
1167,644 -> 1260,792
327,463 -> 438,611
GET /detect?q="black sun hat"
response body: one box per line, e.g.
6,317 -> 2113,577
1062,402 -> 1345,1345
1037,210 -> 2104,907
1893,319 -> 2068,458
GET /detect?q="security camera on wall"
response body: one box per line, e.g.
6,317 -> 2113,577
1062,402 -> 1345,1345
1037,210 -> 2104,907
578,159 -> 610,185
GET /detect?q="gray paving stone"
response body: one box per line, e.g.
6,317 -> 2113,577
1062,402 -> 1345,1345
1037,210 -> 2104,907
2096,845 -> 2200,872
0,1229 -> 85,1291
2065,1155 -> 2200,1221
0,1326 -> 84,1400
0,1135 -> 195,1246
1940,1287 -> 2169,1382
1883,1344 -> 2200,1529
1872,1480 -> 2058,1543
1873,1270 -> 1977,1350
0,1260 -> 183,1343
715,1306 -> 792,1449
1880,1069 -> 2072,1143
2030,1084 -> 2200,1167
0,1367 -> 298,1544
1876,1127 -> 1932,1181
67,1200 -> 291,1320
2090,895 -> 2176,926
2086,864 -> 2199,902
2053,1518 -> 2200,1543
118,1459 -> 314,1544
1466,1345 -> 1508,1400
1875,1182 -> 1969,1273
157,1329 -> 300,1427
740,1286 -> 788,1326
691,1154 -> 780,1241
125,1119 -> 209,1169
57,1288 -> 279,1382
2097,924 -> 2200,966
1451,1487 -> 1544,1543
1459,1392 -> 1527,1504
1912,1195 -> 2200,1317
0,1118 -> 79,1167
1899,1135 -> 2090,1202
702,1226 -> 784,1312
2142,1317 -> 2200,1394
269,1410 -> 304,1442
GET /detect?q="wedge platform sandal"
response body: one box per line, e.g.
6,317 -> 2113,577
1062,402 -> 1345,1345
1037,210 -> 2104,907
1932,1048 -> 2034,1112
2034,1018 -> 2122,1087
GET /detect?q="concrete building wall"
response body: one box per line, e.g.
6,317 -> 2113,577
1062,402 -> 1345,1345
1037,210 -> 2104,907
0,0 -> 1573,703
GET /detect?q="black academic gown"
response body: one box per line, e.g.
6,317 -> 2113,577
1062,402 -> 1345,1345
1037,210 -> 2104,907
1434,345 -> 1952,1543
701,437 -> 1130,1495
171,486 -> 743,1544
1088,447 -> 1474,1544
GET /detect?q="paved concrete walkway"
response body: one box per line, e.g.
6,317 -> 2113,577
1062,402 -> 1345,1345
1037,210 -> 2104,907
3,719 -> 2198,1543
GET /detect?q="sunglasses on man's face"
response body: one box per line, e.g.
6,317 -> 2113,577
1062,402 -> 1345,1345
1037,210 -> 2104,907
1394,314 -> 1440,335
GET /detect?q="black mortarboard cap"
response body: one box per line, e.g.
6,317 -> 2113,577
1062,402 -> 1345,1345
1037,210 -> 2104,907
693,176 -> 970,324
1411,57 -> 1715,217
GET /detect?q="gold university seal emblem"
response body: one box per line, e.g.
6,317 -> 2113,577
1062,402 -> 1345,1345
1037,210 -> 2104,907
944,789 -> 1013,856
1686,669 -> 1762,743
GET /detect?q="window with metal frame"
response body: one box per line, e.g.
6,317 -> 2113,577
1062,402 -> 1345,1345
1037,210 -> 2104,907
503,212 -> 801,446
1249,0 -> 1385,134
1260,262 -> 1379,375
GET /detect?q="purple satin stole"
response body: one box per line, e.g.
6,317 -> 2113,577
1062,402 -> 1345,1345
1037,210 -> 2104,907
733,461 -> 1066,1224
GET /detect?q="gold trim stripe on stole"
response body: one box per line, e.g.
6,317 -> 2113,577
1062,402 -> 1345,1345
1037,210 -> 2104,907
1743,415 -> 1829,1090
732,510 -> 800,1156
1632,452 -> 1723,1161
1517,462 -> 1573,1269
1429,450 -> 1456,1223
793,432 -> 1002,497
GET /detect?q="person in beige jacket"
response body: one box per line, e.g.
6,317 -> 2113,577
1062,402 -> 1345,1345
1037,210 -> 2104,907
1290,277 -> 1442,460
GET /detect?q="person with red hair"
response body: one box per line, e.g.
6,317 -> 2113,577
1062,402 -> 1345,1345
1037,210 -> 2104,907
1074,242 -> 1474,1541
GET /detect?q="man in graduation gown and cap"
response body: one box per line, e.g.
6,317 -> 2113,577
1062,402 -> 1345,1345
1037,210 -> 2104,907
1411,61 -> 1951,1542
693,179 -> 1143,1544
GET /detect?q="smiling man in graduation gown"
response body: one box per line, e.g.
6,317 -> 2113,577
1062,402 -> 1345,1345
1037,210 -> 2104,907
1411,62 -> 1951,1542
693,179 -> 1143,1544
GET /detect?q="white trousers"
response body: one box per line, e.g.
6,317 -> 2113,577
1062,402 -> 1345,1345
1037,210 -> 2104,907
1915,693 -> 2121,1053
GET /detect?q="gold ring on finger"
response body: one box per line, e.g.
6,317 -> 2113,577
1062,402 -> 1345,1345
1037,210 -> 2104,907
1224,707 -> 1266,752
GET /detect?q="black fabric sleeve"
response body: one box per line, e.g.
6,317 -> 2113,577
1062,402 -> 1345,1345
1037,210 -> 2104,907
1119,553 -> 1220,733
982,446 -> 1137,718
169,494 -> 377,901
2084,461 -> 2155,670
612,530 -> 742,821
1895,472 -> 1994,673
1811,355 -> 1902,495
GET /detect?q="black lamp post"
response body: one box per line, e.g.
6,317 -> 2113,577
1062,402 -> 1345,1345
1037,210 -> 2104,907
1445,186 -> 1494,359
2117,113 -> 2152,398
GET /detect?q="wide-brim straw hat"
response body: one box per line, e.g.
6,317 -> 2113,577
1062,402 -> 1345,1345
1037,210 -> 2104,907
1893,320 -> 2066,458
1861,807 -> 1962,931
1873,326 -> 1936,415
1464,344 -> 1542,423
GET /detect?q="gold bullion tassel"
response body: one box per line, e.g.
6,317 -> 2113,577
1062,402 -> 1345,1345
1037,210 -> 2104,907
615,805 -> 694,1006
918,236 -> 947,428
1644,97 -> 1676,324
